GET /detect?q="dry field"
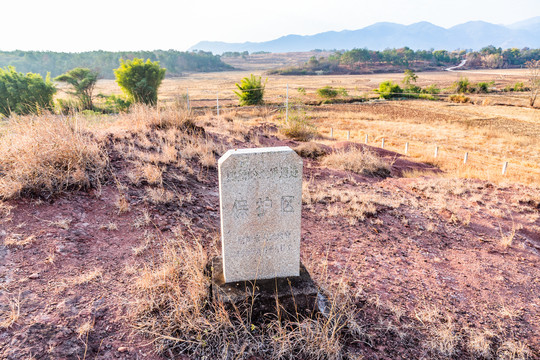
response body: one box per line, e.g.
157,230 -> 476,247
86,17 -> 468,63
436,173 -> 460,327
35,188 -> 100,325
1,69 -> 539,359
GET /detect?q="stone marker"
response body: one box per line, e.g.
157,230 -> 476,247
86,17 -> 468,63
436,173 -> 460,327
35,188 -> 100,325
218,146 -> 303,283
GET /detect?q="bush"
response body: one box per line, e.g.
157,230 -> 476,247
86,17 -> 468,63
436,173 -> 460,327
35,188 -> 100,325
454,77 -> 470,93
114,58 -> 166,106
316,86 -> 339,98
280,107 -> 318,141
449,94 -> 470,103
422,84 -> 441,94
0,66 -> 56,116
376,81 -> 402,99
469,81 -> 493,94
234,74 -> 265,106
96,94 -> 132,113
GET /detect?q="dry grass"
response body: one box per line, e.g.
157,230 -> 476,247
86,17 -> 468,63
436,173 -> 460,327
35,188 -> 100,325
321,147 -> 391,178
0,292 -> 21,329
303,180 -> 400,225
3,234 -> 35,247
0,114 -> 107,199
72,269 -> 103,285
132,234 -> 362,359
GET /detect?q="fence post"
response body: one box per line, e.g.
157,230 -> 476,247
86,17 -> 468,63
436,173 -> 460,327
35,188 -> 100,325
381,138 -> 385,149
217,92 -> 219,117
286,83 -> 289,123
347,130 -> 350,140
434,146 -> 439,158
365,134 -> 368,144
405,142 -> 409,155
464,152 -> 468,164
502,161 -> 508,175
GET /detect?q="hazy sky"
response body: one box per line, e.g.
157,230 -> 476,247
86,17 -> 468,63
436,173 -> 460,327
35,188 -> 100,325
1,0 -> 539,52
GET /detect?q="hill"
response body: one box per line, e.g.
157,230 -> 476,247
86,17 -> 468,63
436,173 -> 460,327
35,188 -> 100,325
190,17 -> 540,54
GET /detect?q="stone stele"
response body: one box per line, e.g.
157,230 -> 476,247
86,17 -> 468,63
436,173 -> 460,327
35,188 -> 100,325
218,146 -> 303,283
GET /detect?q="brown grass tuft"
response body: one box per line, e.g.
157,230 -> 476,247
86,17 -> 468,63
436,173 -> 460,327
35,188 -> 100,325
0,114 -> 107,199
321,147 -> 391,178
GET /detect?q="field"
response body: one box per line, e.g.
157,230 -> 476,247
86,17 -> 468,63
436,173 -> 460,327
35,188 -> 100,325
1,68 -> 539,359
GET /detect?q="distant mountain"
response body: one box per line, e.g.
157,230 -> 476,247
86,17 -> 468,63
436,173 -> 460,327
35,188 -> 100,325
189,17 -> 540,54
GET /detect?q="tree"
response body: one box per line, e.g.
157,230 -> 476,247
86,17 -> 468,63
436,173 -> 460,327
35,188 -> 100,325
402,69 -> 418,86
114,58 -> 166,106
527,60 -> 540,107
234,74 -> 266,106
0,66 -> 56,116
54,68 -> 98,110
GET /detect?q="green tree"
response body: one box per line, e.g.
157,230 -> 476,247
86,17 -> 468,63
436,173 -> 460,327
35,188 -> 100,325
54,67 -> 98,110
114,58 -> 166,106
402,69 -> 418,86
234,74 -> 265,106
0,66 -> 56,116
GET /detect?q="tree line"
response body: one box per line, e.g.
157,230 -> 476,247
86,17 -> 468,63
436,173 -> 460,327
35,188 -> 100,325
270,46 -> 540,75
0,50 -> 232,79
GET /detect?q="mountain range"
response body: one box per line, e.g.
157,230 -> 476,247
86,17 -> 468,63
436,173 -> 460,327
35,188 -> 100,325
189,17 -> 540,54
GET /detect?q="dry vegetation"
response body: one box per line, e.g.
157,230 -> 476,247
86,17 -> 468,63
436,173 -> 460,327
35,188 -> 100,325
0,69 -> 539,359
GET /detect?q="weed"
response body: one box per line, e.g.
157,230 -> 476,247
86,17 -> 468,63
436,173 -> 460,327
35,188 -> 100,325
321,148 -> 391,178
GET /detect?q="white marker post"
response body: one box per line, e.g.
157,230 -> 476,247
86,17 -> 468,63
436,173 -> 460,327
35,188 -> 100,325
381,138 -> 385,149
435,146 -> 439,158
286,83 -> 289,123
405,142 -> 409,155
464,152 -> 468,164
502,161 -> 508,175
330,128 -> 333,139
347,130 -> 351,140
365,134 -> 368,144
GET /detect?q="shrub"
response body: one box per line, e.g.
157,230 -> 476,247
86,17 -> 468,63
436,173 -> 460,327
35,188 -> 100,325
449,94 -> 470,103
233,74 -> 265,106
513,82 -> 527,92
419,94 -> 437,101
0,66 -> 56,116
96,94 -> 132,113
317,86 -> 339,98
280,107 -> 318,141
453,77 -> 470,93
114,58 -> 166,106
376,81 -> 402,99
422,84 -> 441,94
54,68 -> 98,110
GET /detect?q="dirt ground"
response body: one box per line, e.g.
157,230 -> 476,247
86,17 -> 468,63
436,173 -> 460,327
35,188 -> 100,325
1,108 -> 539,358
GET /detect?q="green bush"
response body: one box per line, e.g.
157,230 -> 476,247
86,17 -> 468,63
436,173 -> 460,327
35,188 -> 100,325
422,84 -> 441,94
454,77 -> 470,93
316,86 -> 339,98
54,68 -> 98,110
0,66 -> 56,116
376,81 -> 402,99
234,74 -> 265,106
96,94 -> 132,113
114,58 -> 166,106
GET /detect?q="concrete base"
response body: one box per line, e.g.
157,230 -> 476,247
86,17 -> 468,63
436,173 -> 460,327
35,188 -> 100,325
210,257 -> 320,319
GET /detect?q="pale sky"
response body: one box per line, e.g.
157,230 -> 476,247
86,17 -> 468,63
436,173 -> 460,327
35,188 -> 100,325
1,0 -> 539,52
